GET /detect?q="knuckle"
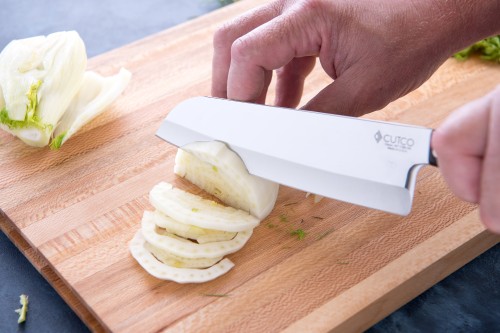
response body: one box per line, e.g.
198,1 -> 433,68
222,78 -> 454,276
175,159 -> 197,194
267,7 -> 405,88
213,23 -> 236,50
292,0 -> 331,23
231,36 -> 253,62
297,0 -> 325,12
432,127 -> 454,154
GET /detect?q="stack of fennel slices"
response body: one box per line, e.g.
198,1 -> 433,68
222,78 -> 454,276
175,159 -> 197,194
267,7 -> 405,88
130,141 -> 279,283
0,31 -> 131,148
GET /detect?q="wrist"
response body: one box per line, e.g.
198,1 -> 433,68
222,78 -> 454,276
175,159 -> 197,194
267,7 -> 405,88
427,0 -> 500,54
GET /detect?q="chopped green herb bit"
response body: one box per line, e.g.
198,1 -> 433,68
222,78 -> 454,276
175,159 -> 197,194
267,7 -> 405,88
201,293 -> 230,297
267,223 -> 277,228
279,214 -> 288,222
191,208 -> 199,212
317,229 -> 335,241
312,216 -> 324,220
15,294 -> 28,324
454,36 -> 500,62
212,165 -> 218,172
290,229 -> 306,240
284,202 -> 298,206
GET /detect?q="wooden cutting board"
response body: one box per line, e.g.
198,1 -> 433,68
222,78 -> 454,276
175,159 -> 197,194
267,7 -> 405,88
1,1 -> 499,332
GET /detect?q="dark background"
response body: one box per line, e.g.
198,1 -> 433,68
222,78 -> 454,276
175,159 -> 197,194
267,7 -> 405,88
1,1 -> 499,332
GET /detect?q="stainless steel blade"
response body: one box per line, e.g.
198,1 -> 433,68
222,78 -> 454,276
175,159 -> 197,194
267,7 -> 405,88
157,97 -> 435,215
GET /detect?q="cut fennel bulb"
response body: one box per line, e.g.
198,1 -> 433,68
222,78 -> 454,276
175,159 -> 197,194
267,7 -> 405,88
0,31 -> 130,148
131,142 -> 280,283
150,182 -> 260,232
144,241 -> 223,269
130,230 -> 234,283
0,31 -> 86,146
51,68 -> 131,149
153,210 -> 236,244
175,141 -> 279,220
141,211 -> 253,258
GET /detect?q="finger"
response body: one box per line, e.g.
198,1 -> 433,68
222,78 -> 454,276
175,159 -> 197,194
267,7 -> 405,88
255,69 -> 273,105
227,7 -> 323,103
432,96 -> 490,203
480,86 -> 500,233
437,153 -> 483,203
275,56 -> 316,108
211,1 -> 284,98
302,63 -> 402,116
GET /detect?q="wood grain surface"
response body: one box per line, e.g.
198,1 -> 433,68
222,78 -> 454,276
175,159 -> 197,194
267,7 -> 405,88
1,0 -> 499,332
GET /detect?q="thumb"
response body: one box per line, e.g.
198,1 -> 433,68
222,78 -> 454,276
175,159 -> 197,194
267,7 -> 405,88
302,67 -> 395,116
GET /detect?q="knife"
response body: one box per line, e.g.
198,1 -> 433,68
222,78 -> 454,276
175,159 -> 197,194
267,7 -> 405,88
156,97 -> 437,216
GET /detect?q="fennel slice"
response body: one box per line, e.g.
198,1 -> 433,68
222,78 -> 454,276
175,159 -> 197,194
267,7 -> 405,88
144,241 -> 223,268
150,182 -> 260,232
130,230 -> 234,283
175,141 -> 279,220
141,211 -> 253,258
153,210 -> 236,244
51,68 -> 131,148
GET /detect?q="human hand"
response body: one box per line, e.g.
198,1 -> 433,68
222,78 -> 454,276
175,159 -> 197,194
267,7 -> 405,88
212,0 -> 486,116
433,86 -> 500,234
212,0 -> 500,232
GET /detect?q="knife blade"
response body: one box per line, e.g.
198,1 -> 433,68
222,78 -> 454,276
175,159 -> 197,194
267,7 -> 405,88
156,97 -> 437,216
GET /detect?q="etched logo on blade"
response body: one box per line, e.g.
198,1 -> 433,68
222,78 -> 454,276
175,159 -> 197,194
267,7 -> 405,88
374,130 -> 415,153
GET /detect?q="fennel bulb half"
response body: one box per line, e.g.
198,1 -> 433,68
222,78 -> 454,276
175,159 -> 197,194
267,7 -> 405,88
0,31 -> 130,148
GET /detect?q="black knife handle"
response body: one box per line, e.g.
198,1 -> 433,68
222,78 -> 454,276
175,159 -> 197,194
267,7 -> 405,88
429,130 -> 438,167
429,148 -> 438,167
